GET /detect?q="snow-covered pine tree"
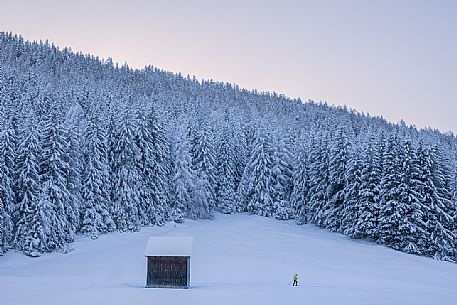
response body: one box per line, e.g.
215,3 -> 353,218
290,146 -> 309,224
452,166 -> 457,215
378,136 -> 411,250
64,106 -> 84,235
322,128 -> 350,232
0,203 -> 6,255
216,125 -> 237,214
190,120 -> 217,213
340,147 -> 363,236
396,140 -> 428,255
170,128 -> 200,221
40,110 -> 74,246
308,134 -> 330,227
80,117 -> 115,238
0,118 -> 19,215
378,135 -> 403,246
235,162 -> 251,213
147,108 -> 171,224
133,109 -> 155,226
235,120 -> 258,205
190,172 -> 214,219
271,134 -> 294,220
106,113 -> 118,212
232,120 -> 248,190
112,114 -> 142,231
13,122 -> 49,256
351,133 -> 383,240
0,124 -> 16,254
243,130 -> 275,217
426,145 -> 456,260
0,173 -> 14,255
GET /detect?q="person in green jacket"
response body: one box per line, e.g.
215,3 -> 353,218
293,273 -> 298,286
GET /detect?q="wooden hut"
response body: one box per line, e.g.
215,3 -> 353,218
144,236 -> 193,289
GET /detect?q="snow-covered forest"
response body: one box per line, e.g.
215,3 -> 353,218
0,33 -> 456,261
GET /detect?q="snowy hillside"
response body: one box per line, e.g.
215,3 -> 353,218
1,33 -> 457,263
1,213 -> 456,305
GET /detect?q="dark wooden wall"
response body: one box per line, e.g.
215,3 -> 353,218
146,256 -> 190,288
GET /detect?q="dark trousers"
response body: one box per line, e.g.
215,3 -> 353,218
293,280 -> 298,286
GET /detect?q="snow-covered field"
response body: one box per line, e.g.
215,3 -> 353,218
1,213 -> 456,305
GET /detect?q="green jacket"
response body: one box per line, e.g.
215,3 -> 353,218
293,274 -> 298,281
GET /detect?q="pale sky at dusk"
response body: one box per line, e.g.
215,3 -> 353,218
1,0 -> 456,132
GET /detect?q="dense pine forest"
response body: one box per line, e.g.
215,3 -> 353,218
0,33 -> 456,261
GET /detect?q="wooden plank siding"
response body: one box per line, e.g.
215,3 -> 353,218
146,256 -> 190,289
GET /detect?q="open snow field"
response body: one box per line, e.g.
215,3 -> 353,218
1,213 -> 456,305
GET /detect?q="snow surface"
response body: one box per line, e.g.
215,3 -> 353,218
1,213 -> 456,305
144,236 -> 193,256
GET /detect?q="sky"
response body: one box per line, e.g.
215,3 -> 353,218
1,0 -> 456,132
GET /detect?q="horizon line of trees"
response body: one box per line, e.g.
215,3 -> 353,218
0,32 -> 456,261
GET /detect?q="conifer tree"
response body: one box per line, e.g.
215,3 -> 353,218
378,136 -> 409,249
323,128 -> 350,232
308,135 -> 330,227
14,123 -> 49,256
352,135 -> 382,239
397,140 -> 428,255
341,149 -> 363,236
80,118 -> 115,237
133,109 -> 155,225
106,114 -> 118,209
40,111 -> 74,244
146,109 -> 170,224
112,115 -> 142,231
271,135 -> 294,220
0,126 -> 15,253
425,145 -> 456,260
170,131 -> 193,222
190,121 -> 217,213
65,112 -> 83,233
216,126 -> 237,214
243,131 -> 275,217
290,148 -> 309,224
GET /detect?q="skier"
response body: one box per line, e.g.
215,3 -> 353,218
293,273 -> 298,286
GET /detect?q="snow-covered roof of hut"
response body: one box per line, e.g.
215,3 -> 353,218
144,236 -> 193,257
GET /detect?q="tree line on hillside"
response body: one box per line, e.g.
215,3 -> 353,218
0,32 -> 456,261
